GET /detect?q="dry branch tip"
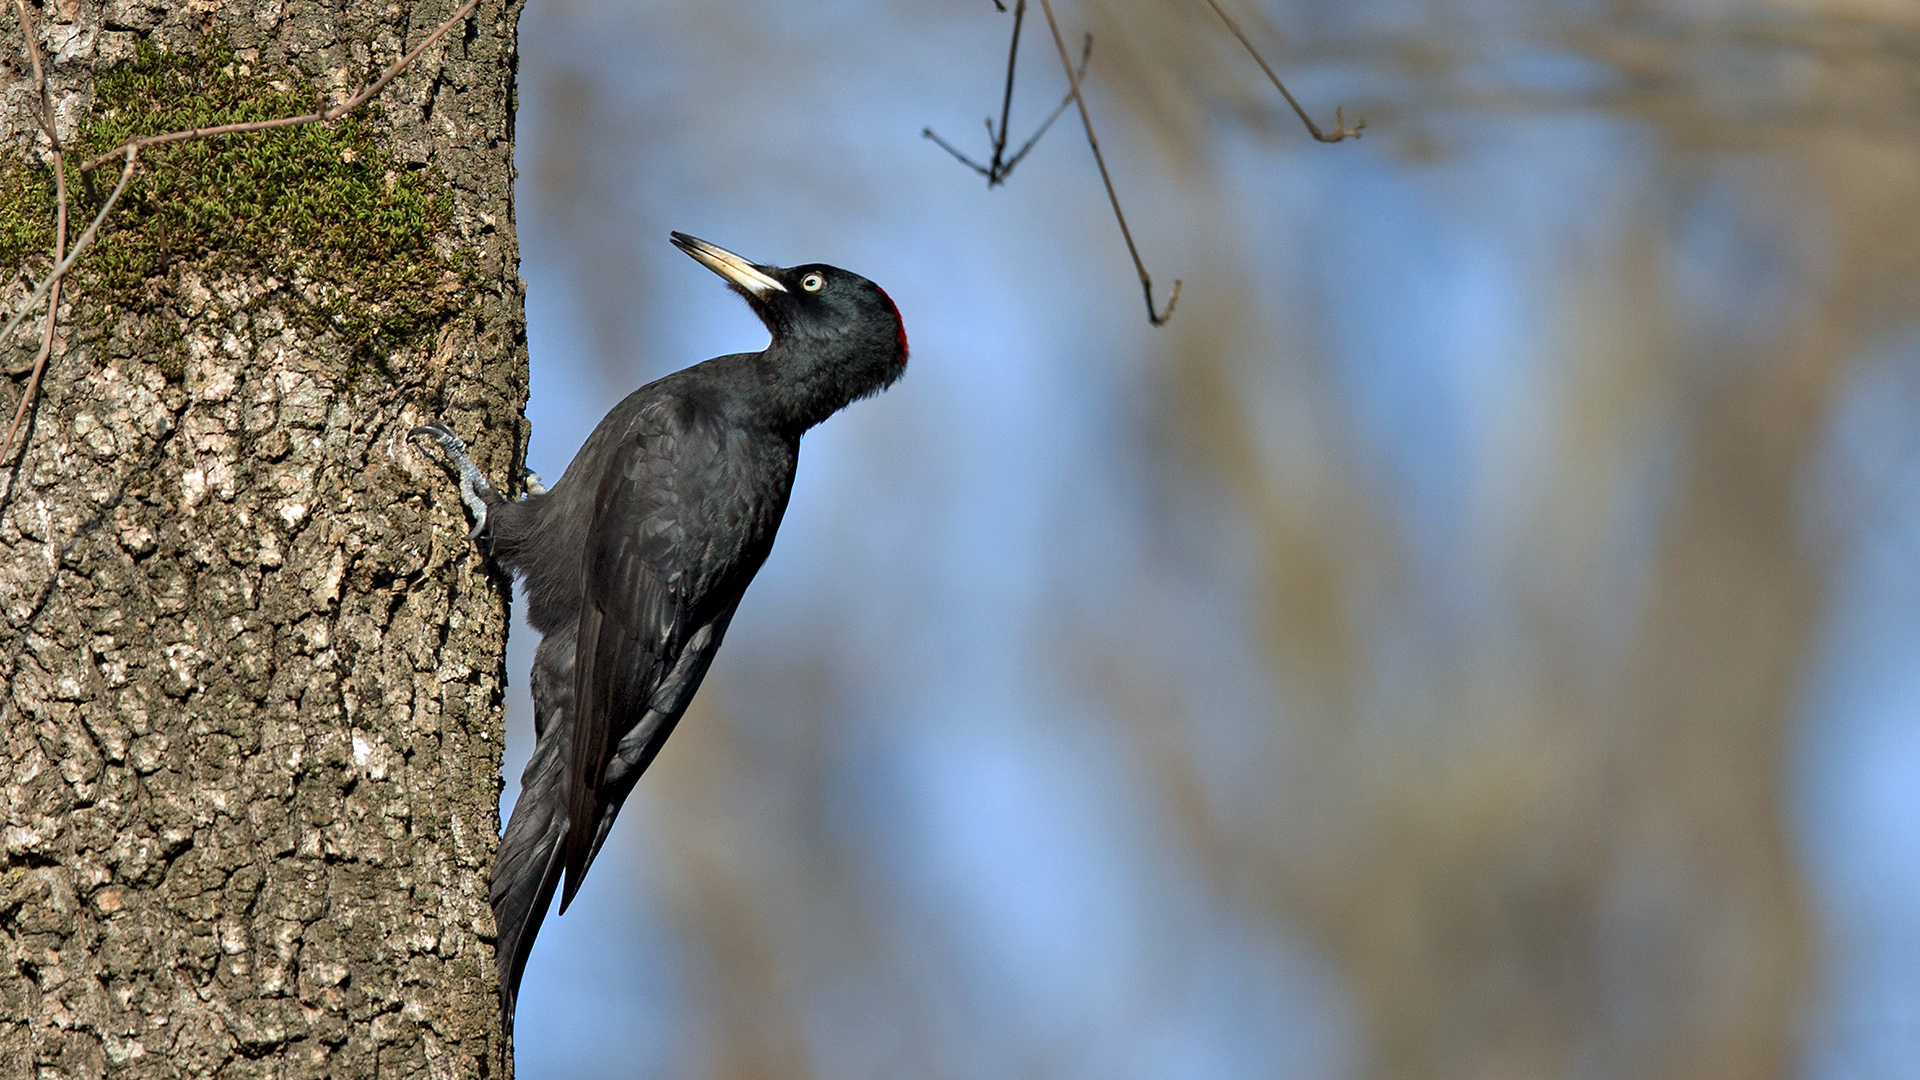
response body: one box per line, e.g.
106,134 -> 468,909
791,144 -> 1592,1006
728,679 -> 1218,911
1201,0 -> 1364,144
1036,0 -> 1179,327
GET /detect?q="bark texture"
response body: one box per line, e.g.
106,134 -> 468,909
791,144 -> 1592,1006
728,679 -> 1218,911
0,1 -> 526,1076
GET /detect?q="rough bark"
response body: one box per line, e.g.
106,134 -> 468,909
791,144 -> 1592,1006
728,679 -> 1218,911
0,1 -> 525,1076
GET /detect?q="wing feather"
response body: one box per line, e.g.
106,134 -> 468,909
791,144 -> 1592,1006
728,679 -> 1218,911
558,397 -> 776,910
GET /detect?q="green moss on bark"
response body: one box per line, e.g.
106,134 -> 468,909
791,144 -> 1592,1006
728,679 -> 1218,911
0,32 -> 474,367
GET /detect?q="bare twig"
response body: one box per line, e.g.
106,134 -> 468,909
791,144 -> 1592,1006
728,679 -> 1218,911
12,0 -> 61,151
9,167 -> 71,473
325,0 -> 482,119
992,0 -> 1024,170
0,147 -> 134,366
1035,0 -> 1179,325
1,150 -> 130,468
4,263 -> 61,473
924,1 -> 1092,188
3,0 -> 71,475
11,0 -> 67,279
78,0 -> 482,173
922,129 -> 985,176
998,36 -> 1089,176
1200,0 -> 1363,143
926,0 -> 1021,181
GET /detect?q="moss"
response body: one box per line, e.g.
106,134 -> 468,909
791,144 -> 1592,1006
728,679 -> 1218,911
0,162 -> 57,274
0,33 -> 475,367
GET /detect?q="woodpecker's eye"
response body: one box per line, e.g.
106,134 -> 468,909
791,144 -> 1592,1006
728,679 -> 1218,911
800,273 -> 824,292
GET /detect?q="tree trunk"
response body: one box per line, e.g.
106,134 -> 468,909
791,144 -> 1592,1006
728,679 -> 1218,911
0,1 -> 525,1076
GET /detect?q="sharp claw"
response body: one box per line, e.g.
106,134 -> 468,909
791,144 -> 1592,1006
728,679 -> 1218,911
411,421 -> 465,454
411,417 -> 500,540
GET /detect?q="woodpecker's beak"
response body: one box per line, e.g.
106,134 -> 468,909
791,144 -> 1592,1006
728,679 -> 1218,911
670,232 -> 786,296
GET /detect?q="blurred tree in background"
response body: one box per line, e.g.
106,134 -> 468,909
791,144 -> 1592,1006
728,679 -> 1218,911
508,1 -> 1920,1079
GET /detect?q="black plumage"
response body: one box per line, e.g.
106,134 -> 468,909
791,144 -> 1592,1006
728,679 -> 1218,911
413,233 -> 907,1032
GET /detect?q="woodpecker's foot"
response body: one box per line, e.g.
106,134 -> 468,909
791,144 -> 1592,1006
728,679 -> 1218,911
410,421 -> 506,542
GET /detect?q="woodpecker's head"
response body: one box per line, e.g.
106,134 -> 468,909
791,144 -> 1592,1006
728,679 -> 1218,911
671,232 -> 908,408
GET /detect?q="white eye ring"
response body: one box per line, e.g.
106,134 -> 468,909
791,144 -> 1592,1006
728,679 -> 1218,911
801,273 -> 824,292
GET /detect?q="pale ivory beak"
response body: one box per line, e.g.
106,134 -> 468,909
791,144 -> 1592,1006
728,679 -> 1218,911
669,232 -> 787,295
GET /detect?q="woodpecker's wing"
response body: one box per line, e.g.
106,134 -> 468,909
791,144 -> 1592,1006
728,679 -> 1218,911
559,394 -> 782,910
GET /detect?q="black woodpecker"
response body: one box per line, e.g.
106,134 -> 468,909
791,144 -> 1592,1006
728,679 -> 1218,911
413,232 -> 908,1032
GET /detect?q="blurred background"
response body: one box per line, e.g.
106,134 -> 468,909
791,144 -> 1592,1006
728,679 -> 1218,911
499,1 -> 1920,1077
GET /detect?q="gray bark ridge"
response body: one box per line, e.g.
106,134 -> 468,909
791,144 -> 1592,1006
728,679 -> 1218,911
0,1 -> 527,1076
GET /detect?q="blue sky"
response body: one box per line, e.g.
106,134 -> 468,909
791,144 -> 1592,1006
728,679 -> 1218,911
492,2 -> 1920,1076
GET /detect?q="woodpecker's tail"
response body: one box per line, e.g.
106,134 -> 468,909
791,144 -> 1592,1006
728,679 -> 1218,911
490,727 -> 570,1035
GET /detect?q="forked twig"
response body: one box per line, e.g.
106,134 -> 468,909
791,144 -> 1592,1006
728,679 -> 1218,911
1200,0 -> 1363,142
1,150 -> 134,468
924,7 -> 1092,188
5,150 -> 124,340
996,36 -> 1088,175
0,149 -> 136,348
1035,0 -> 1179,325
4,0 -> 70,474
923,0 -> 1094,188
930,0 -> 1025,182
77,0 -> 482,173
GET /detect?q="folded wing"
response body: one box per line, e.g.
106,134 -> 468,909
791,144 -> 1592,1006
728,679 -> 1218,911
558,396 -> 776,911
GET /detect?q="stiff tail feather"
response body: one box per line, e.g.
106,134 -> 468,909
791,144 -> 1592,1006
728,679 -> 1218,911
490,732 -> 570,1035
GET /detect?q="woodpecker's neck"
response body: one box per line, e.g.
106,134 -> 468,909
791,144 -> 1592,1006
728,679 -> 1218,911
750,332 -> 895,435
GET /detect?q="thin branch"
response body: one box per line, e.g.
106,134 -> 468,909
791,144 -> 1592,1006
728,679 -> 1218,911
4,160 -> 67,473
12,0 -> 60,151
78,0 -> 482,173
1,150 -> 128,469
1200,0 -> 1363,143
0,147 -> 135,352
1035,0 -> 1179,326
3,0 -> 69,346
2,0 -> 70,476
998,35 -> 1089,177
10,0 -> 66,278
3,231 -> 62,475
924,0 -> 1028,183
990,0 -> 1025,174
324,0 -> 482,120
922,0 -> 1093,188
922,128 -> 992,178
7,160 -> 73,473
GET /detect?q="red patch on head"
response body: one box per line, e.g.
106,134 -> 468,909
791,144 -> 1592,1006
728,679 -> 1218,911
877,286 -> 908,365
